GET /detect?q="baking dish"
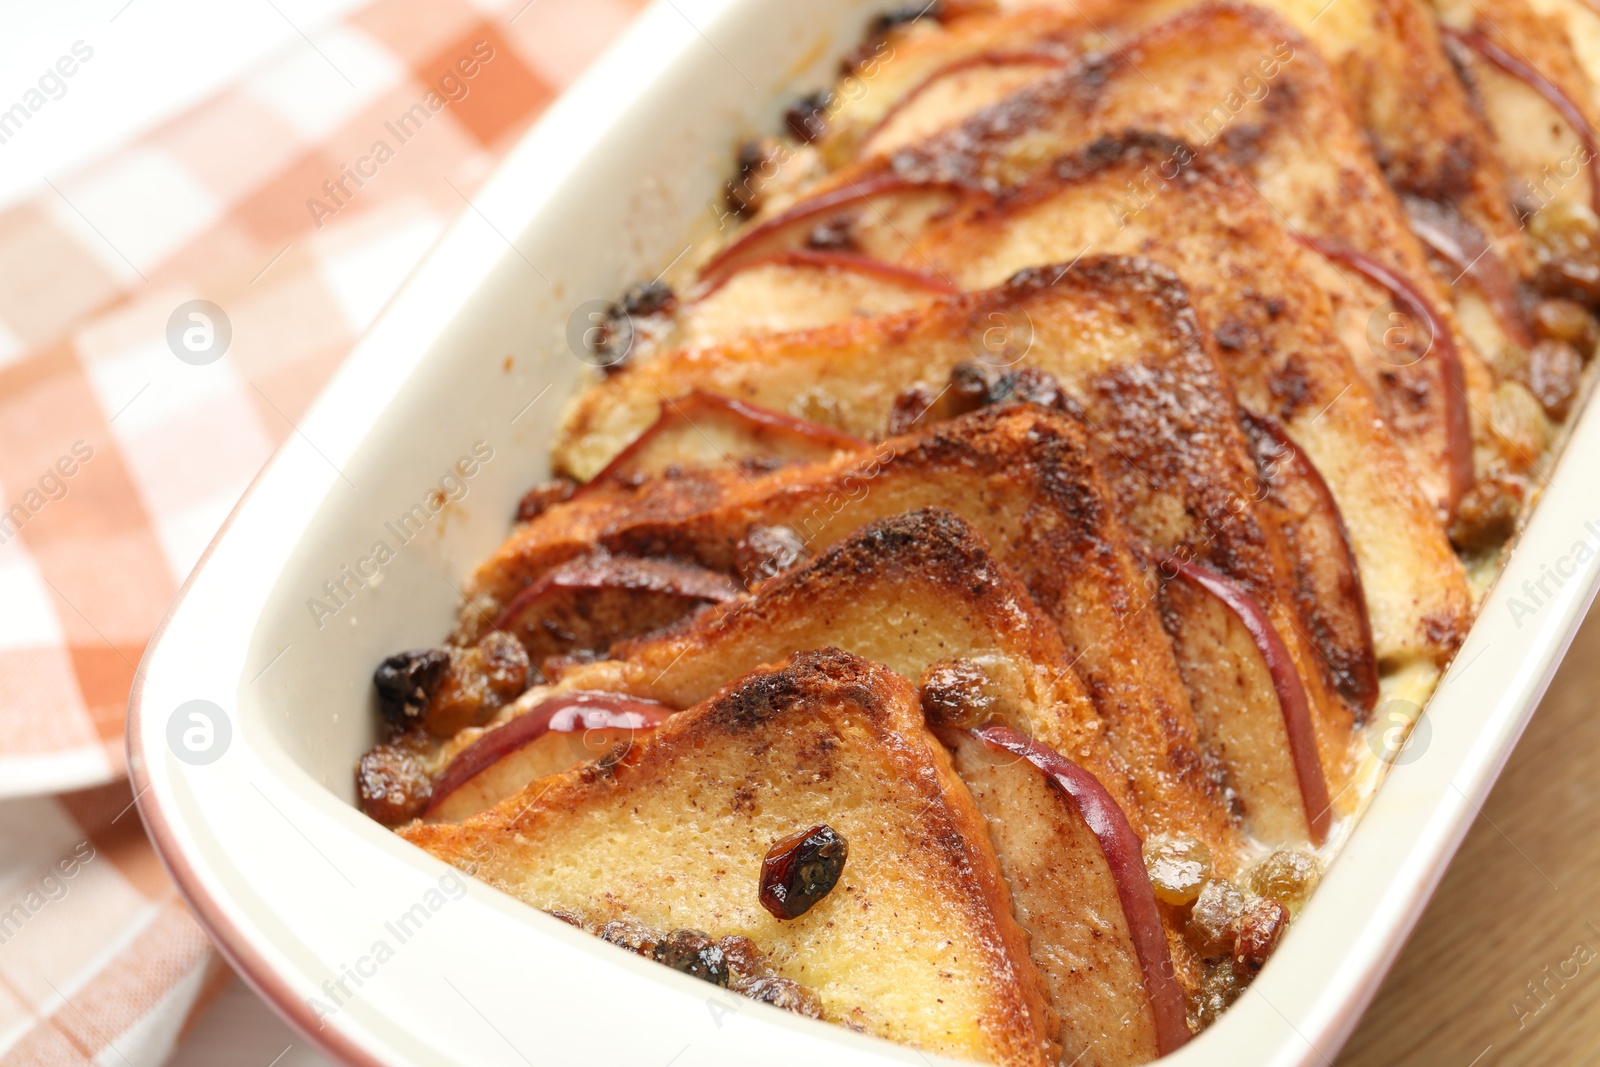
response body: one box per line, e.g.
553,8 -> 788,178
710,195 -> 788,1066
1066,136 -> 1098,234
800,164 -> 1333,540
127,0 -> 1600,1063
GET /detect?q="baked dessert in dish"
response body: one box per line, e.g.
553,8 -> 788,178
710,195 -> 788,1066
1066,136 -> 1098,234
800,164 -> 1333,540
359,2 -> 1600,1062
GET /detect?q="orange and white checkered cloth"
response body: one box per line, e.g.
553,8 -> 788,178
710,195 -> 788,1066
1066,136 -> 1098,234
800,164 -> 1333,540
0,1 -> 644,1061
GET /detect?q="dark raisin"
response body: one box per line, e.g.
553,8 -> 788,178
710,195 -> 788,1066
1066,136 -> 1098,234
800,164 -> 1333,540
618,280 -> 678,319
1448,474 -> 1524,553
590,283 -> 678,371
886,384 -> 938,435
515,478 -> 575,522
599,919 -> 654,953
1526,339 -> 1583,420
806,215 -> 856,251
760,825 -> 848,919
652,929 -> 730,986
949,360 -> 994,408
1232,897 -> 1289,977
785,90 -> 833,144
373,649 -> 450,726
739,976 -> 824,1017
734,524 -> 809,588
726,140 -> 775,216
988,367 -> 1067,410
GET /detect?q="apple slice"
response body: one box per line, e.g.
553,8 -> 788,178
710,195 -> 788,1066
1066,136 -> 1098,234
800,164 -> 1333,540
1443,26 -> 1600,217
1403,197 -> 1533,348
697,174 -> 962,285
489,554 -> 744,665
583,391 -> 869,492
857,51 -> 1069,158
1294,234 -> 1473,516
424,691 -> 671,822
1162,557 -> 1333,846
970,724 -> 1190,1057
697,249 -> 958,300
1241,412 -> 1378,716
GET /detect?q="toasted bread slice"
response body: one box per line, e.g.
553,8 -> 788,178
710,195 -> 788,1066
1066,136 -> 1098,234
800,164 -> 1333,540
440,509 -> 1128,820
576,262 -> 1363,838
529,401 -> 1318,851
720,4 -> 1508,515
403,649 -> 1061,1066
566,246 -> 1465,675
550,509 -> 1120,778
1436,0 -> 1600,225
430,514 -> 1190,1059
897,137 -> 1469,676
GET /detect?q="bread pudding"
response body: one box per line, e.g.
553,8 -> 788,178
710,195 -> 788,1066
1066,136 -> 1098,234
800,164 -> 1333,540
360,2 -> 1600,1062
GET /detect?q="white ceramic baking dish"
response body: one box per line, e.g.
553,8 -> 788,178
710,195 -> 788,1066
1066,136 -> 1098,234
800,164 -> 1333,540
127,1 -> 1600,1063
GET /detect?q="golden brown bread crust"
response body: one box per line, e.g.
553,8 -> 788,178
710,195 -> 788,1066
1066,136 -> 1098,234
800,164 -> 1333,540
498,403 -> 1247,864
900,134 -> 1469,674
403,649 -> 1060,1066
561,257 -> 1357,829
550,507 -> 1130,807
772,3 -> 1508,513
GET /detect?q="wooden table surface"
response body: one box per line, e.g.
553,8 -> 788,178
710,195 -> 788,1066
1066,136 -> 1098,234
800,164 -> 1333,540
1338,601 -> 1600,1066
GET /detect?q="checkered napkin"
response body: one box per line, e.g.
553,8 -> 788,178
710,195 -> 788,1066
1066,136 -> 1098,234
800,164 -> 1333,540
0,0 -> 644,1061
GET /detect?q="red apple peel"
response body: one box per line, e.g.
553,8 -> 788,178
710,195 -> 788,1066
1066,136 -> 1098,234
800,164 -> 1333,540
424,691 -> 671,817
1162,557 -> 1333,845
972,724 -> 1191,1055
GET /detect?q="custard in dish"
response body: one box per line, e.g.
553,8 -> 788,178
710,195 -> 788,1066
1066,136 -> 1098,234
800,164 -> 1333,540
356,2 -> 1600,1062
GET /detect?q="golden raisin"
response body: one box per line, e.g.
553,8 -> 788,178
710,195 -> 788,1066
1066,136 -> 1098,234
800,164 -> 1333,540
1532,297 -> 1598,353
1248,851 -> 1320,915
1188,879 -> 1245,959
1526,339 -> 1583,421
1143,835 -> 1213,906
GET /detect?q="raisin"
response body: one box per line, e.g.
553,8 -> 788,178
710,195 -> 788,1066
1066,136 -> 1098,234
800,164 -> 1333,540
1188,879 -> 1245,959
1233,898 -> 1290,977
373,649 -> 450,726
917,660 -> 996,728
652,929 -> 730,986
734,524 -> 809,588
1190,958 -> 1245,1031
1526,339 -> 1583,421
806,215 -> 856,251
515,478 -> 575,522
618,280 -> 678,319
785,90 -> 833,144
1247,851 -> 1320,915
356,736 -> 432,826
949,360 -> 994,408
1449,473 -> 1524,553
988,367 -> 1068,411
590,282 -> 678,371
760,825 -> 848,919
1143,836 -> 1213,906
1532,297 -> 1598,353
739,976 -> 823,1017
886,385 -> 939,436
726,140 -> 777,216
